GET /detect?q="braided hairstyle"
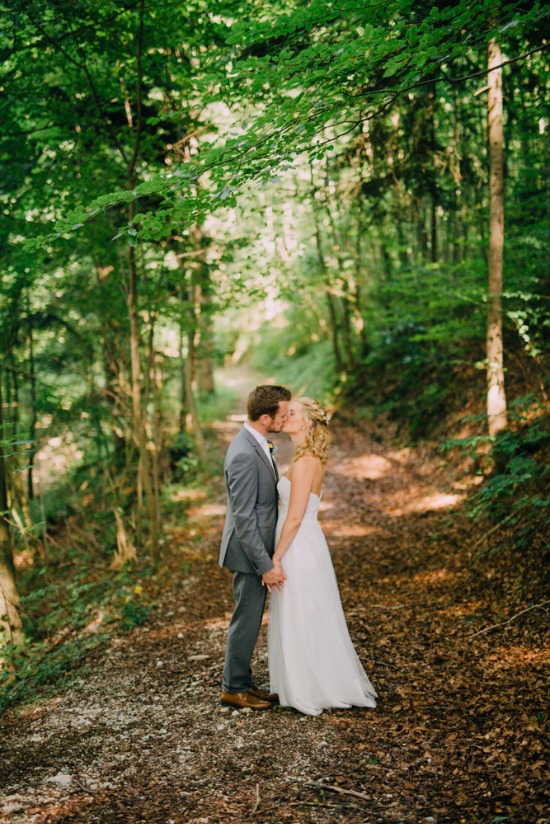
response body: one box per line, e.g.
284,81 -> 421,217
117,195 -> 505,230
293,397 -> 331,465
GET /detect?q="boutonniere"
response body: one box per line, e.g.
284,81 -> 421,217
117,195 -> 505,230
267,442 -> 279,460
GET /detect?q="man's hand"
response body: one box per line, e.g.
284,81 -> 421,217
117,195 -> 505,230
262,563 -> 287,593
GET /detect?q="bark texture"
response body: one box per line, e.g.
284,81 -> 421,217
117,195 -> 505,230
487,38 -> 508,436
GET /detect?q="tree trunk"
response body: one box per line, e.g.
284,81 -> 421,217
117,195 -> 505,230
486,38 -> 507,436
178,322 -> 188,434
428,83 -> 438,263
0,370 -> 24,674
25,294 -> 37,500
128,240 -> 159,558
185,334 -> 207,462
147,316 -> 162,533
194,242 -> 216,398
197,331 -> 216,396
124,0 -> 159,559
311,197 -> 344,372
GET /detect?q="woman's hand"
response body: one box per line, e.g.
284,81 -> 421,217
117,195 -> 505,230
262,562 -> 287,593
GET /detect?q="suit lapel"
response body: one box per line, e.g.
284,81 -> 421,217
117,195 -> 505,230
241,427 -> 278,482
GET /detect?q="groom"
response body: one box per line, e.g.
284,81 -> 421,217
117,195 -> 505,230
219,384 -> 291,710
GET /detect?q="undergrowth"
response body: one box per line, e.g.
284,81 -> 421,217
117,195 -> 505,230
1,432 -> 227,714
441,396 -> 550,565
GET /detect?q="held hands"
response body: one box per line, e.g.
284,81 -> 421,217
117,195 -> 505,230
262,562 -> 287,593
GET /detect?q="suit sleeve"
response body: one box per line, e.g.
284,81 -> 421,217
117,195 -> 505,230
226,451 -> 274,575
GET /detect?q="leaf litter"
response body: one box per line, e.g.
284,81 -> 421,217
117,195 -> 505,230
0,417 -> 547,823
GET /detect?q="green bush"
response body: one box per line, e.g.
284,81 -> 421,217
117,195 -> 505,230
442,399 -> 549,555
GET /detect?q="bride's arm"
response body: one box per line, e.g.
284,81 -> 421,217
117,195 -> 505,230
273,456 -> 319,564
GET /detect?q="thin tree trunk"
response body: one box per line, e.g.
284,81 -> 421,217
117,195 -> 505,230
192,228 -> 215,398
197,330 -> 216,396
311,197 -> 344,372
185,335 -> 207,463
354,212 -> 370,358
0,370 -> 24,674
128,241 -> 159,558
124,0 -> 159,559
147,316 -> 162,532
428,82 -> 438,263
487,38 -> 507,436
178,322 -> 187,434
325,201 -> 355,369
27,294 -> 37,501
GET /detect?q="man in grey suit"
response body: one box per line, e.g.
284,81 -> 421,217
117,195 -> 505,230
219,384 -> 291,710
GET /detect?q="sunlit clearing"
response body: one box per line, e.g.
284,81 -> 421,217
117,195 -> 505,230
337,454 -> 393,479
383,490 -> 461,515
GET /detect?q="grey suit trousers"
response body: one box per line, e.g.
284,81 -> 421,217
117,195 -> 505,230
222,571 -> 267,693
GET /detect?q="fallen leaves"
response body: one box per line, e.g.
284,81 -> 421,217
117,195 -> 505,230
0,419 -> 548,823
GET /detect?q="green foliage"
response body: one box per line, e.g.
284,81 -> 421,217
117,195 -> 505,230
120,600 -> 151,631
442,400 -> 550,556
0,542 -> 157,711
0,635 -> 107,713
1,0 -> 548,715
250,329 -> 336,400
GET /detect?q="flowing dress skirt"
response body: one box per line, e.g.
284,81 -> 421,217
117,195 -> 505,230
269,477 -> 377,716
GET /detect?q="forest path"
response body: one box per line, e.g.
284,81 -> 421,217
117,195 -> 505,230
0,392 -> 546,823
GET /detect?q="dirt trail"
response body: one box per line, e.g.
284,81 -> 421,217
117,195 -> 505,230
0,411 -> 547,823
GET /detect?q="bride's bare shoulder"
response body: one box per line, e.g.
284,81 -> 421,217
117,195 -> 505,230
292,454 -> 323,479
294,454 -> 322,467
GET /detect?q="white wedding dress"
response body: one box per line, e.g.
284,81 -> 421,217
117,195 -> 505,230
269,476 -> 377,716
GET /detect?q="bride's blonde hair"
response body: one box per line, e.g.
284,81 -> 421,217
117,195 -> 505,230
293,397 -> 331,465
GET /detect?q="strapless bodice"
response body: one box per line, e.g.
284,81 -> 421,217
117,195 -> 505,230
277,475 -> 321,520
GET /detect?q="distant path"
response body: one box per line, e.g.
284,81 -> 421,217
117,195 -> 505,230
0,384 -> 546,823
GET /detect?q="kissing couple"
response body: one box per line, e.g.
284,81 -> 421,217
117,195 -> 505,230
219,384 -> 377,716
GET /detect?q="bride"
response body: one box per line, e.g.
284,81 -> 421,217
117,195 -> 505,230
268,397 -> 377,716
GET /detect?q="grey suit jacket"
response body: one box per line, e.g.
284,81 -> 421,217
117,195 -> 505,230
219,426 -> 279,576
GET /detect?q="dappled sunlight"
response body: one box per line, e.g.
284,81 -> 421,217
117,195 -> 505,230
484,645 -> 550,670
204,610 -> 268,632
382,488 -> 462,516
210,413 -> 245,435
408,568 -> 454,586
187,502 -> 226,518
329,523 -> 382,537
204,615 -> 231,631
170,487 -> 207,503
386,447 -> 412,464
134,622 -> 189,642
14,549 -> 35,570
451,475 -> 485,490
335,453 -> 393,479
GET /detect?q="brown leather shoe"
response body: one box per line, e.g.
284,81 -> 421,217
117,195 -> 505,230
248,687 -> 279,703
220,690 -> 271,710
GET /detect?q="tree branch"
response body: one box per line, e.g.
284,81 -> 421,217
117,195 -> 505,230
468,600 -> 550,639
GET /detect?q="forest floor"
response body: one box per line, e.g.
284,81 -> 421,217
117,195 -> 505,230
0,399 -> 548,824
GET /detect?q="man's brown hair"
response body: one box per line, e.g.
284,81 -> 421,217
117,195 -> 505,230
247,385 -> 291,421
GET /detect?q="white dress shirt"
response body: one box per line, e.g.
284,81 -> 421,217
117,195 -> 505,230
244,422 -> 272,462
